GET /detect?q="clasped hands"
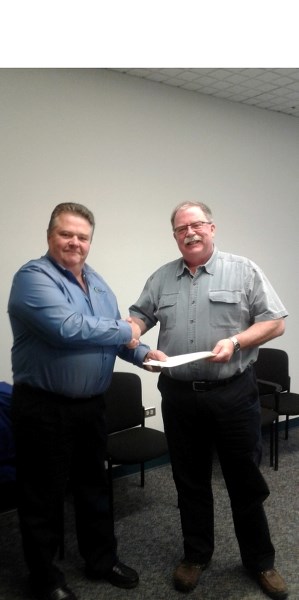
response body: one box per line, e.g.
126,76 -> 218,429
124,318 -> 168,368
126,317 -> 142,349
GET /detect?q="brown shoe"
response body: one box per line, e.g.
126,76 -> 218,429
257,569 -> 288,599
173,559 -> 209,592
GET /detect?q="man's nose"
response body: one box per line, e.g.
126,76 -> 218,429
186,224 -> 196,233
69,236 -> 80,244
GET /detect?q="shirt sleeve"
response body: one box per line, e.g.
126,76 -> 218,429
129,273 -> 159,330
117,342 -> 151,367
246,264 -> 288,322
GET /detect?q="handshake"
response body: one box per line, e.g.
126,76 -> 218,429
124,316 -> 168,368
125,316 -> 142,349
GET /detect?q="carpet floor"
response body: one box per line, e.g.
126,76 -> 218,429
1,427 -> 298,600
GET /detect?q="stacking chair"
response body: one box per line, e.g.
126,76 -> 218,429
255,348 -> 299,441
104,372 -> 168,515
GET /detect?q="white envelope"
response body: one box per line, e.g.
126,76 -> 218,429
143,351 -> 215,368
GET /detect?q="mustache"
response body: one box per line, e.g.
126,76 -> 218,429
184,234 -> 202,246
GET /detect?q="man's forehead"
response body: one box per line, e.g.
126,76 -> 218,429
175,206 -> 205,223
55,213 -> 92,228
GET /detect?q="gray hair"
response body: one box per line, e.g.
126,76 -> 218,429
47,202 -> 95,236
170,201 -> 213,230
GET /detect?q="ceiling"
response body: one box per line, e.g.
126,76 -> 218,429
108,68 -> 299,119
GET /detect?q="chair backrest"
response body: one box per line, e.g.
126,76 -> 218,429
254,348 -> 290,392
104,372 -> 144,434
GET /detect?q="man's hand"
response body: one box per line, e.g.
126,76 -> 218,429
143,349 -> 168,372
208,338 -> 235,362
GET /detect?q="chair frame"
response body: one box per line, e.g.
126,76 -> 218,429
257,378 -> 281,470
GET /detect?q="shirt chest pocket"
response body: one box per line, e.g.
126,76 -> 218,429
209,290 -> 241,328
155,293 -> 178,330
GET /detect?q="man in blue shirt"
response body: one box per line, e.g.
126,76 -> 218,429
8,202 -> 165,600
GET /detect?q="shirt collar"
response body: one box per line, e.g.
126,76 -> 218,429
46,252 -> 89,281
176,247 -> 218,277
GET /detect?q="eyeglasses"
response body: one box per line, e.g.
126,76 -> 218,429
174,220 -> 212,236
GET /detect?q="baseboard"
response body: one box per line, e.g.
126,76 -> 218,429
278,416 -> 299,430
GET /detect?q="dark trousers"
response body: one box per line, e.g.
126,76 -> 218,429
158,368 -> 275,572
11,384 -> 117,593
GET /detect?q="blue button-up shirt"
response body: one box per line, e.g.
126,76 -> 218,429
8,253 -> 149,397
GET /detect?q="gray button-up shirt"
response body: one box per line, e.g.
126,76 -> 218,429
130,248 -> 288,381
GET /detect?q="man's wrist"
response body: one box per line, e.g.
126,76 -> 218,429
229,336 -> 241,353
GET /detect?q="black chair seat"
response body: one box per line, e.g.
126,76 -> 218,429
277,393 -> 299,414
107,427 -> 168,464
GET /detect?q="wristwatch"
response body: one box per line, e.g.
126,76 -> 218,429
229,336 -> 241,353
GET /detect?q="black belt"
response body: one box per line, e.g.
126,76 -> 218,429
163,368 -> 249,392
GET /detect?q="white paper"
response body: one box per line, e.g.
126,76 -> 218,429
143,351 -> 215,368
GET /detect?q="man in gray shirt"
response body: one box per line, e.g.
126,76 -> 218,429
130,201 -> 288,600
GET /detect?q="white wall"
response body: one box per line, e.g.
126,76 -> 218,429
1,68 -> 298,430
